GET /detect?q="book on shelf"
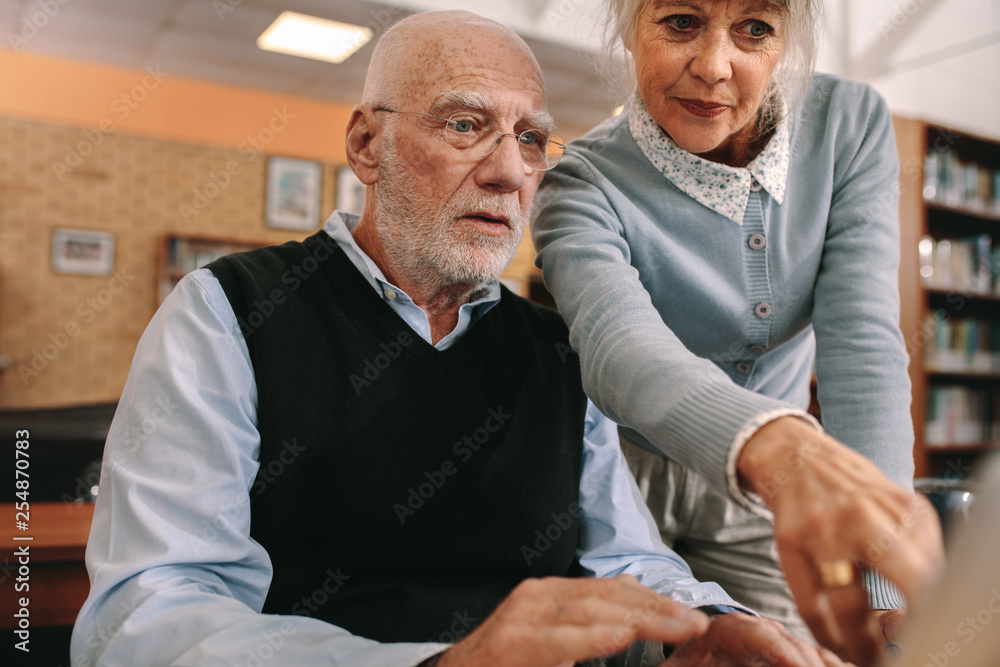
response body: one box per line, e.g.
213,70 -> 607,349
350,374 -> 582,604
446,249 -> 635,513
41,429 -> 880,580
918,235 -> 999,295
924,385 -> 994,447
923,148 -> 999,213
924,311 -> 1000,374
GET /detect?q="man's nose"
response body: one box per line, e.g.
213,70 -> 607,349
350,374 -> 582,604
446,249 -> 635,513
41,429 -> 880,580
474,132 -> 530,193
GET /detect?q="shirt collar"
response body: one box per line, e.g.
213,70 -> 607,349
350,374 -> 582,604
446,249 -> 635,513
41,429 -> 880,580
321,211 -> 500,307
626,93 -> 789,225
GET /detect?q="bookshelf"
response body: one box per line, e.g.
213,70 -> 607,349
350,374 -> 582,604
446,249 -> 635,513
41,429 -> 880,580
895,118 -> 1000,478
157,235 -> 267,305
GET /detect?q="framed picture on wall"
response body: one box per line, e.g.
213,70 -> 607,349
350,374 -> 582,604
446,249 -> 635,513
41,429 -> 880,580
51,228 -> 115,275
336,165 -> 366,216
265,156 -> 322,230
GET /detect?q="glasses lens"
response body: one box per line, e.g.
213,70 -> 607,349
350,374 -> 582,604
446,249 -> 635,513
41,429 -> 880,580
444,114 -> 490,150
517,130 -> 564,171
544,135 -> 564,170
444,114 -> 565,171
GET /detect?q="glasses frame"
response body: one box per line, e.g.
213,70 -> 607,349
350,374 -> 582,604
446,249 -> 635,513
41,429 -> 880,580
373,107 -> 564,171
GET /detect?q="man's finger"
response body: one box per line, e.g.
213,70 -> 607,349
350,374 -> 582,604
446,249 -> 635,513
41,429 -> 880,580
823,582 -> 876,666
779,547 -> 845,655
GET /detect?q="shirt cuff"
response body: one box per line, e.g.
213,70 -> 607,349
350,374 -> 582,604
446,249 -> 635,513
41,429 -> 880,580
724,408 -> 823,518
864,569 -> 906,610
697,604 -> 753,617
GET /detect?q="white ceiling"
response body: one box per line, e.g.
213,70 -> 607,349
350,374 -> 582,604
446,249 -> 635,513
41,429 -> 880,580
1,0 -> 997,138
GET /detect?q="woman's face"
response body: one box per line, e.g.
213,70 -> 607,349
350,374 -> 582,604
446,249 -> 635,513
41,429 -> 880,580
632,0 -> 787,166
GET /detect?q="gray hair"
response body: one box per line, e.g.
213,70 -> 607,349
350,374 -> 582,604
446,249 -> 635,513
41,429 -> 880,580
601,0 -> 823,133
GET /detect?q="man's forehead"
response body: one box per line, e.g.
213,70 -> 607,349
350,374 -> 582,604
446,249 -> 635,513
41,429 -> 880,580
429,87 -> 554,131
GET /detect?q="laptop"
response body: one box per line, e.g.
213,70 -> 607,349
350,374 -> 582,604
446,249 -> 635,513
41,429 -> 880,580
881,452 -> 1000,667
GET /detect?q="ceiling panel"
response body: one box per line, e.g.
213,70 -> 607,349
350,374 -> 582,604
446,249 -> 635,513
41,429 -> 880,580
12,7 -> 162,67
2,0 -> 996,139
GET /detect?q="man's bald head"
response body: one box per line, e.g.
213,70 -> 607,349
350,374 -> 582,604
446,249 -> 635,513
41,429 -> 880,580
361,10 -> 545,111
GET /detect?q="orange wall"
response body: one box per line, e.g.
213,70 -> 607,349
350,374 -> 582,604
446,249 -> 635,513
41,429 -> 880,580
0,49 -> 353,163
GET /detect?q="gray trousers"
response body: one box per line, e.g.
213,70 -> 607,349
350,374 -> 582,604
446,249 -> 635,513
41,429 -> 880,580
621,436 -> 814,643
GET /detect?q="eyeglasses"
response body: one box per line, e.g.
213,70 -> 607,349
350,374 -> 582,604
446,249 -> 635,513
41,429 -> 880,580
374,108 -> 565,171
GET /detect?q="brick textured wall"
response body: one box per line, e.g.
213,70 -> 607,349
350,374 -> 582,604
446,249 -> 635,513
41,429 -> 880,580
0,115 -> 539,410
0,115 -> 340,409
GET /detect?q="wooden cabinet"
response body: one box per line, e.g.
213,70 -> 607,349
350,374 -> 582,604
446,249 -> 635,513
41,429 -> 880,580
895,118 -> 1000,478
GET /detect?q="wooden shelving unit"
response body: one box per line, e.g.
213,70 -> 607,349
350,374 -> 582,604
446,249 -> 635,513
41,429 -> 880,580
895,118 -> 1000,478
157,235 -> 267,306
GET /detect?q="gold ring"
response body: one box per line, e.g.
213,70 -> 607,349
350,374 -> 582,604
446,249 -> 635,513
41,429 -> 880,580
818,559 -> 855,588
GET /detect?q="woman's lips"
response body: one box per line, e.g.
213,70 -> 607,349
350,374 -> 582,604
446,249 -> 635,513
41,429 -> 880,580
677,99 -> 729,118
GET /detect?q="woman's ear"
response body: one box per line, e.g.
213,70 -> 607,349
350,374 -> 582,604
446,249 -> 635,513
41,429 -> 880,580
345,106 -> 380,186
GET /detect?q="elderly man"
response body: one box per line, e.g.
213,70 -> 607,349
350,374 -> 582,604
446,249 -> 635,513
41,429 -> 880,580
71,11 -> 844,667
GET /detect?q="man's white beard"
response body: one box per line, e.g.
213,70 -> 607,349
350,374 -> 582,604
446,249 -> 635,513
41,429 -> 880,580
372,133 -> 525,290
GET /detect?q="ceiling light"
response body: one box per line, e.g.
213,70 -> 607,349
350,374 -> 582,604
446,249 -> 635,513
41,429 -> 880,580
257,11 -> 372,64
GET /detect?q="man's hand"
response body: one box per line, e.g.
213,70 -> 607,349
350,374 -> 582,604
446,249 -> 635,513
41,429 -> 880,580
737,417 -> 944,666
664,613 -> 851,667
435,575 -> 709,667
872,609 -> 906,644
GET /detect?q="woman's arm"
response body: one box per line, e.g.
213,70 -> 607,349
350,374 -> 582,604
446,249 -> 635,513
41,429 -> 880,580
531,151 -> 795,506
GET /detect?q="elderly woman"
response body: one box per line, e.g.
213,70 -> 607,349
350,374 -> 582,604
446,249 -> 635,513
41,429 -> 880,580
531,0 -> 943,663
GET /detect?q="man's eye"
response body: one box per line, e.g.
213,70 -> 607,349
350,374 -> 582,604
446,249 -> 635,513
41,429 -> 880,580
519,131 -> 541,146
450,119 -> 476,133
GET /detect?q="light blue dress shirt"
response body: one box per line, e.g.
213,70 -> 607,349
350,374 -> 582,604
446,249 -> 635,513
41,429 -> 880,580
70,212 -> 741,667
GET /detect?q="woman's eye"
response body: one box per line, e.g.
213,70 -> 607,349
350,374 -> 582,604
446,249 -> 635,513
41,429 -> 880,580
743,20 -> 772,38
663,14 -> 696,31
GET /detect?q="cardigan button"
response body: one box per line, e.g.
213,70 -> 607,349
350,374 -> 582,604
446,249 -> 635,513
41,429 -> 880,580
748,233 -> 766,250
750,344 -> 767,354
736,362 -> 752,374
754,302 -> 772,319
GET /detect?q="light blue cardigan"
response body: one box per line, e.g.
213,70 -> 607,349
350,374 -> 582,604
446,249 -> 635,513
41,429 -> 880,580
532,73 -> 913,607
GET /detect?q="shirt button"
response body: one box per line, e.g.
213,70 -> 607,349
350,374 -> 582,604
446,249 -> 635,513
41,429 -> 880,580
750,344 -> 767,354
736,362 -> 752,374
755,302 -> 772,319
750,178 -> 763,192
384,289 -> 397,300
748,233 -> 766,250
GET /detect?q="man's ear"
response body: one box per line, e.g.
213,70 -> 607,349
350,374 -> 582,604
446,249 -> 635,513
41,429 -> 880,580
345,106 -> 380,186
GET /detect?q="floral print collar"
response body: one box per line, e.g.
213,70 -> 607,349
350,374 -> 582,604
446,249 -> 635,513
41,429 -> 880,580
626,93 -> 789,225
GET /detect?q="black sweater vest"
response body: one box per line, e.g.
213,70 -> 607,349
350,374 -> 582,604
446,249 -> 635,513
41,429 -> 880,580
207,232 -> 587,643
